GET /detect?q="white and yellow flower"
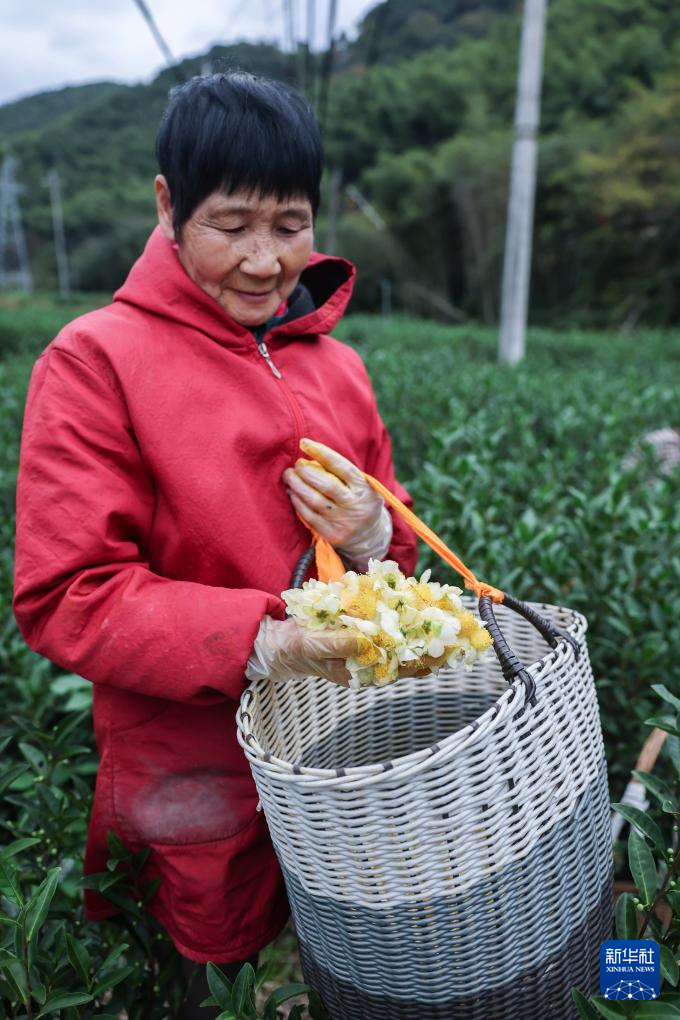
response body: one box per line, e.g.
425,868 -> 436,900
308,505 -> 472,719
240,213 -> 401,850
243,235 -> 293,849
282,558 -> 493,689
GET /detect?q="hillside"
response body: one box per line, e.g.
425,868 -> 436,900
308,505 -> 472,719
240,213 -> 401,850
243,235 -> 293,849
0,82 -> 127,141
2,0 -> 680,326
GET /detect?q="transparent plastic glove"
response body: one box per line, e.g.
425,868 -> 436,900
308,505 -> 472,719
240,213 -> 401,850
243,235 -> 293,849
245,615 -> 364,687
282,437 -> 393,570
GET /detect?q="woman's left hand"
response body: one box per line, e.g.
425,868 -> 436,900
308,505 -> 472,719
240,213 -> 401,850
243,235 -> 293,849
282,437 -> 392,567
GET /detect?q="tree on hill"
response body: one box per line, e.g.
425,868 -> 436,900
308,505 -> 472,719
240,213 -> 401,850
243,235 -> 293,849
2,0 -> 680,326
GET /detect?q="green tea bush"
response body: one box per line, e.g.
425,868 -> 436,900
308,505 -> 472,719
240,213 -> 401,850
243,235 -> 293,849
1,303 -> 679,1013
336,317 -> 680,795
0,294 -> 105,361
573,685 -> 680,1018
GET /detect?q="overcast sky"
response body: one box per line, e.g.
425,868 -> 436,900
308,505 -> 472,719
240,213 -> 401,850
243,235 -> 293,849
1,0 -> 379,107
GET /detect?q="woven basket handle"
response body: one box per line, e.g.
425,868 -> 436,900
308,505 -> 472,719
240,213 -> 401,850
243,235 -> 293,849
290,546 -> 317,588
478,593 -> 580,704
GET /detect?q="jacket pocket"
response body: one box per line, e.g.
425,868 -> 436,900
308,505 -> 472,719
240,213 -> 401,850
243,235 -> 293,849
109,699 -> 258,846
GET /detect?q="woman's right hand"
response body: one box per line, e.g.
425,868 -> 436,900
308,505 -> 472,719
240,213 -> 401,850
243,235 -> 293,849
245,616 -> 364,687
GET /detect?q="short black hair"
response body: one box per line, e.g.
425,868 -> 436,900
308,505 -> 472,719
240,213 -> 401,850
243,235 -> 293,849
155,71 -> 323,233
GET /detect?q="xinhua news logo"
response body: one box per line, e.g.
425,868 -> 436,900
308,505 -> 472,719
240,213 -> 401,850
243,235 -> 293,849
600,940 -> 660,1001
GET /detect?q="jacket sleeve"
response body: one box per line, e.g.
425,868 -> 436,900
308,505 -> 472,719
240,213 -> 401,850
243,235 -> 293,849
364,407 -> 419,577
13,346 -> 286,705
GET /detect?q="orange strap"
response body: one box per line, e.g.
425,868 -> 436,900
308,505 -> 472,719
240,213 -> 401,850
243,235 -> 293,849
362,473 -> 504,602
298,479 -> 504,602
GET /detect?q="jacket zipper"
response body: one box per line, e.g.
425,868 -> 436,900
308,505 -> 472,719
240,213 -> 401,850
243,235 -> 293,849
253,331 -> 307,451
255,337 -> 282,379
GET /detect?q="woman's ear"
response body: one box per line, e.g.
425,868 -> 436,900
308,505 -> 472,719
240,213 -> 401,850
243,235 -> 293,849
154,175 -> 176,241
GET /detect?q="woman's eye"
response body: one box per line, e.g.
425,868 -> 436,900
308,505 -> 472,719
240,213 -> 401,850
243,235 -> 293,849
220,227 -> 245,235
277,226 -> 301,236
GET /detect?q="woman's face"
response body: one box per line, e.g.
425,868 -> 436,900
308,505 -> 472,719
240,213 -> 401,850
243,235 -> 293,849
155,176 -> 314,327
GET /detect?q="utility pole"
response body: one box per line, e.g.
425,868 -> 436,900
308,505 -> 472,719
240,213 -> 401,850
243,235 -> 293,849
43,169 -> 70,296
498,0 -> 548,365
324,167 -> 342,255
0,156 -> 33,293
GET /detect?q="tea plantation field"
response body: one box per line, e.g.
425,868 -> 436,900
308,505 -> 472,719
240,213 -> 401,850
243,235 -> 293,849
0,293 -> 678,1015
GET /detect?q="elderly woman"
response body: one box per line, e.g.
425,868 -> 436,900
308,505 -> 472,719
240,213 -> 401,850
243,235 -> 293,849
13,72 -> 417,1015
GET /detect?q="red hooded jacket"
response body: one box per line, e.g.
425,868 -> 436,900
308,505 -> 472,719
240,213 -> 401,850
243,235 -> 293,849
13,226 -> 418,963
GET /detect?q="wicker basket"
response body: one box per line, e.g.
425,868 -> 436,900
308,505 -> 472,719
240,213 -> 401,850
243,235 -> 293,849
237,591 -> 613,1019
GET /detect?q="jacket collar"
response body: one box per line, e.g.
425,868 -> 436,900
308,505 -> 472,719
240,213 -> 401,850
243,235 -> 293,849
113,225 -> 355,348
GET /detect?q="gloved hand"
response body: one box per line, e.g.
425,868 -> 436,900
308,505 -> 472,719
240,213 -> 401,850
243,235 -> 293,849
282,437 -> 393,570
245,615 -> 365,687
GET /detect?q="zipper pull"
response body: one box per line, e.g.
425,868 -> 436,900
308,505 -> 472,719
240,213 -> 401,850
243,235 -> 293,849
256,339 -> 282,379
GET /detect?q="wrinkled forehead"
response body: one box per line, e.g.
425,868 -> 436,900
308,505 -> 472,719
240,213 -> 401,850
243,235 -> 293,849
201,187 -> 313,219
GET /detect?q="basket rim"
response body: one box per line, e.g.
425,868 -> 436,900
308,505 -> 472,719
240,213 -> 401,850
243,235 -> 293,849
237,601 -> 587,790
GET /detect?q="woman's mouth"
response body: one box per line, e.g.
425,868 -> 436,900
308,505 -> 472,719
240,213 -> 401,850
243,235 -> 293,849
235,289 -> 275,303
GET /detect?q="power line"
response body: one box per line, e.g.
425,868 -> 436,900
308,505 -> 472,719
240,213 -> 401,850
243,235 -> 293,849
130,0 -> 184,84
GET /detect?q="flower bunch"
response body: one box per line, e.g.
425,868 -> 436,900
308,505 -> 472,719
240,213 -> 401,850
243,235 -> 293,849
281,559 -> 493,689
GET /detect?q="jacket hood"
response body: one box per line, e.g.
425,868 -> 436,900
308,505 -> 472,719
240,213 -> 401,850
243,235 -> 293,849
114,225 -> 355,347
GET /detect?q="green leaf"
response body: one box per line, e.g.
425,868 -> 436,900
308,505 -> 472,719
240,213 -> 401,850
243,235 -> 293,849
629,828 -> 659,906
612,804 -> 666,851
105,831 -> 129,860
65,933 -> 91,988
52,709 -> 88,746
36,992 -> 94,1017
633,772 -> 677,812
98,941 -> 129,973
632,1002 -> 680,1017
308,988 -> 330,1020
263,984 -> 312,1019
644,717 -> 680,738
13,909 -> 24,959
660,943 -> 680,987
0,838 -> 41,860
214,1013 -> 237,1020
26,868 -> 61,942
616,892 -> 639,940
142,877 -> 160,902
0,763 -> 30,794
0,914 -> 20,927
591,997 -> 630,1018
652,685 -> 680,714
231,962 -> 256,1016
666,735 -> 680,776
91,964 -> 137,998
0,859 -> 24,906
206,962 -> 233,1010
28,970 -> 47,1005
255,958 -> 276,991
49,674 -> 90,695
666,890 -> 680,914
18,742 -> 45,772
132,847 -> 152,875
3,959 -> 29,1003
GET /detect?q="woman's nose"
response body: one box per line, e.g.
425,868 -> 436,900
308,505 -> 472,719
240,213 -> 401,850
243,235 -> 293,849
240,243 -> 281,277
